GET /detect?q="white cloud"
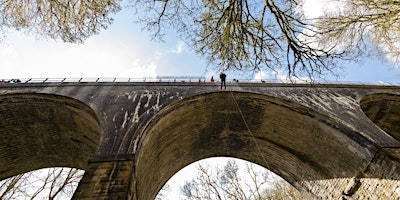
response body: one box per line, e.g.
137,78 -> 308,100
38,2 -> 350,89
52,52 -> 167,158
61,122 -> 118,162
301,0 -> 324,19
302,0 -> 345,19
123,41 -> 190,78
162,41 -> 186,55
0,44 -> 17,58
254,70 -> 267,80
170,41 -> 185,54
0,5 -> 200,80
0,29 -> 162,79
129,59 -> 158,78
252,69 -> 288,82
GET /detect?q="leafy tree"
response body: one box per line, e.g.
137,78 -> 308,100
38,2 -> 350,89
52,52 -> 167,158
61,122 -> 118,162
1,0 -> 399,78
180,159 -> 304,200
313,0 -> 400,65
0,0 -> 346,79
0,0 -> 121,43
132,0 -> 345,80
0,167 -> 84,199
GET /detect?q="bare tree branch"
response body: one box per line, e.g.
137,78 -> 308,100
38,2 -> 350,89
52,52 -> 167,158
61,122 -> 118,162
179,159 -> 303,200
315,0 -> 400,66
132,0 -> 348,80
0,167 -> 84,199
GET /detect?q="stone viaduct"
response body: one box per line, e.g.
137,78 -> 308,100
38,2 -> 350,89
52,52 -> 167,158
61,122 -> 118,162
0,81 -> 399,199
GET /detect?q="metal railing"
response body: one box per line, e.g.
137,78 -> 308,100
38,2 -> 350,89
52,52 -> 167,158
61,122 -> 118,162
0,77 -> 399,86
1,77 -> 208,84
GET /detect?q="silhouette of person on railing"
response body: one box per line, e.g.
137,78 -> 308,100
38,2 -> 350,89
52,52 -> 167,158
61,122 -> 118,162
220,72 -> 226,89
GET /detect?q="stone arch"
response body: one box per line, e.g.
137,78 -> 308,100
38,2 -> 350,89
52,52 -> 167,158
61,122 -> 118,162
360,93 -> 400,141
0,93 -> 100,180
135,91 -> 374,200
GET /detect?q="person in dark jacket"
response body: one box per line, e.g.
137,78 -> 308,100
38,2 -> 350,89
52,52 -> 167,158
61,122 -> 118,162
220,72 -> 226,89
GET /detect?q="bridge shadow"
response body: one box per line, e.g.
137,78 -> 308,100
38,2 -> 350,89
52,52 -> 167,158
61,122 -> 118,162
0,93 -> 100,180
135,91 -> 400,199
361,93 -> 400,141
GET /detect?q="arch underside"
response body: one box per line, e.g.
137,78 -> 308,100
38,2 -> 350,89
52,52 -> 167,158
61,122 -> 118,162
136,92 -> 379,200
361,93 -> 400,141
0,93 -> 100,180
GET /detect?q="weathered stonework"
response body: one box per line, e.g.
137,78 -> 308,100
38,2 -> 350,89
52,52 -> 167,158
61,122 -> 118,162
74,160 -> 134,199
0,82 -> 399,199
0,93 -> 100,180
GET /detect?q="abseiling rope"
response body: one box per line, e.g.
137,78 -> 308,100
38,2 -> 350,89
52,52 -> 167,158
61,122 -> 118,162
230,92 -> 322,197
229,91 -> 270,169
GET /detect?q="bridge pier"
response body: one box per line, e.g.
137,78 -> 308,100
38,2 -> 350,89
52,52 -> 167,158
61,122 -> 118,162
73,160 -> 136,199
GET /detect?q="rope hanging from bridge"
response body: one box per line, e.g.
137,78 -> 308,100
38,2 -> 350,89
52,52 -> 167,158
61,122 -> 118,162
229,91 -> 270,169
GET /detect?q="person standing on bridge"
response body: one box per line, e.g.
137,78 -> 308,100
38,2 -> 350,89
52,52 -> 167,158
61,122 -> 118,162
220,72 -> 226,89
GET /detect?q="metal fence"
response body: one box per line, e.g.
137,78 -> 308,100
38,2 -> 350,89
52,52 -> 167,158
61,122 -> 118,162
0,77 -> 399,86
1,77 -> 207,83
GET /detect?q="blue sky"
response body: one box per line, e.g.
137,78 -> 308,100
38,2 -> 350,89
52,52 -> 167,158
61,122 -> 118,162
0,1 -> 399,84
0,6 -> 208,79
